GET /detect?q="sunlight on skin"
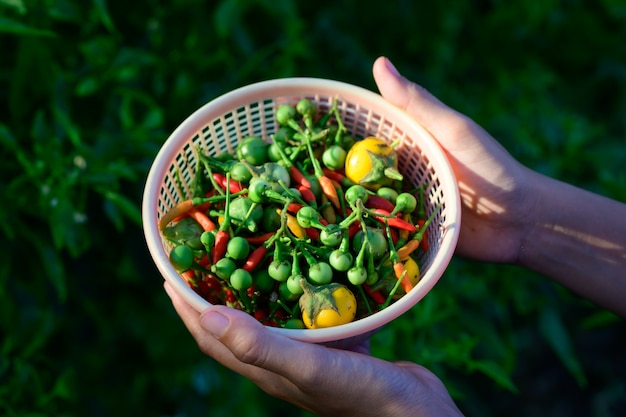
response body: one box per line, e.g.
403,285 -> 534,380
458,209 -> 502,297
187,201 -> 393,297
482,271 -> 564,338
458,182 -> 506,215
548,224 -> 626,263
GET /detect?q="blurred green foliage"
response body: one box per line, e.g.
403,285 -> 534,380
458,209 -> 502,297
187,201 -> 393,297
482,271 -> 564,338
1,0 -> 625,416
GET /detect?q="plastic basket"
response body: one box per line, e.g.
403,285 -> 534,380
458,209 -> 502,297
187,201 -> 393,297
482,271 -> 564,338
142,78 -> 461,346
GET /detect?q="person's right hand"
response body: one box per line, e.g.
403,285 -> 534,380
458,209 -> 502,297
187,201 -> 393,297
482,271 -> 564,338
373,56 -> 540,264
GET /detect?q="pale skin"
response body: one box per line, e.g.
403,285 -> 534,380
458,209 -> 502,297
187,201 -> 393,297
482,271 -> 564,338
164,56 -> 626,417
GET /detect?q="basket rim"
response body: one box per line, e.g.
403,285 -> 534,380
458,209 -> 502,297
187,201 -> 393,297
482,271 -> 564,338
142,77 -> 461,344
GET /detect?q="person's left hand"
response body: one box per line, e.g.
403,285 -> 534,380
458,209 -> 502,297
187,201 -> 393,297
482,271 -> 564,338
164,282 -> 464,417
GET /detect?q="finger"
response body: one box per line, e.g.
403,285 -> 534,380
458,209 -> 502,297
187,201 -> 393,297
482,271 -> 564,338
163,283 -> 312,398
372,56 -> 477,153
199,304 -> 345,383
163,282 -> 333,399
163,282 -> 241,360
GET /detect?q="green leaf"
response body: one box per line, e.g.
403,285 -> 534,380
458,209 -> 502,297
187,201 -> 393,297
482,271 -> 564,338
92,0 -> 116,33
52,104 -> 82,147
539,307 -> 587,387
0,0 -> 27,14
0,16 -> 56,36
470,360 -> 518,393
99,188 -> 142,227
0,123 -> 17,150
40,244 -> 68,303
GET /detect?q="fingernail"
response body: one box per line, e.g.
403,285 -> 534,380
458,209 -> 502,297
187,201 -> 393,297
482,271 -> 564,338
384,57 -> 401,77
200,310 -> 230,339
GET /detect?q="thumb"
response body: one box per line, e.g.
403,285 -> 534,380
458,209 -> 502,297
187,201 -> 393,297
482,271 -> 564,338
372,56 -> 471,151
199,305 -> 321,379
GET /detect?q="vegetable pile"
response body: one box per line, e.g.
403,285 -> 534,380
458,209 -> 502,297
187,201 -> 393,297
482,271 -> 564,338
159,98 -> 437,329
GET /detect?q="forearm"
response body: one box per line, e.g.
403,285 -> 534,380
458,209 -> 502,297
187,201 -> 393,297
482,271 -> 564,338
519,172 -> 626,318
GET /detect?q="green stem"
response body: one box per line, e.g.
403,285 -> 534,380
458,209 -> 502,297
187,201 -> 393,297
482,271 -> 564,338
191,190 -> 247,205
357,284 -> 373,315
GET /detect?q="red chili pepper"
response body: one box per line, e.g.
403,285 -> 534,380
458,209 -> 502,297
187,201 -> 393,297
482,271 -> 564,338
287,202 -> 304,214
305,227 -> 320,240
321,167 -> 344,182
196,280 -> 211,298
196,253 -> 210,267
348,221 -> 361,238
212,174 -> 233,264
225,289 -> 236,304
205,276 -> 222,291
180,269 -> 197,286
247,284 -> 256,298
297,185 -> 317,206
212,230 -> 229,264
253,309 -> 268,321
321,167 -> 355,188
244,232 -> 274,245
363,284 -> 385,304
417,218 -> 429,251
370,208 -> 417,232
289,165 -> 311,188
212,173 -> 243,194
242,246 -> 268,272
365,195 -> 395,212
389,227 -> 399,246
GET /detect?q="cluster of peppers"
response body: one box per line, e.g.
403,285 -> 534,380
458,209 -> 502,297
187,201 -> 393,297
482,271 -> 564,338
159,98 -> 437,329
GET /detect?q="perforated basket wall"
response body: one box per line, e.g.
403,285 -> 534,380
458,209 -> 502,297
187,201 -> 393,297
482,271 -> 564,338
143,78 -> 460,345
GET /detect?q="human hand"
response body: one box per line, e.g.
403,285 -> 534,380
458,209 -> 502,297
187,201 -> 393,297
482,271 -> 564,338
164,282 -> 464,417
373,56 -> 539,263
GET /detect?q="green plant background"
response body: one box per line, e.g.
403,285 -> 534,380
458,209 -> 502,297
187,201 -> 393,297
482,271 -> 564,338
2,0 -> 625,416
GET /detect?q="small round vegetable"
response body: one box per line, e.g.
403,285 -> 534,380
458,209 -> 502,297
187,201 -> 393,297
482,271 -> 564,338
230,268 -> 253,290
307,262 -> 333,285
200,231 -> 215,250
279,281 -> 299,301
283,318 -> 306,329
328,249 -> 353,272
287,274 -> 305,295
229,162 -> 253,183
259,162 -> 291,191
344,136 -> 402,190
322,145 -> 347,170
261,206 -> 282,232
169,245 -> 194,272
236,136 -> 269,166
267,143 -> 283,162
212,257 -> 237,280
353,227 -> 388,260
347,266 -> 367,286
247,178 -> 271,203
253,269 -> 275,292
319,224 -> 343,247
376,187 -> 398,204
273,126 -> 295,143
296,99 -> 316,118
226,236 -> 250,260
228,196 -> 263,232
296,206 -> 322,229
276,105 -> 296,126
344,184 -> 369,206
394,192 -> 418,214
299,280 -> 357,329
268,259 -> 291,282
